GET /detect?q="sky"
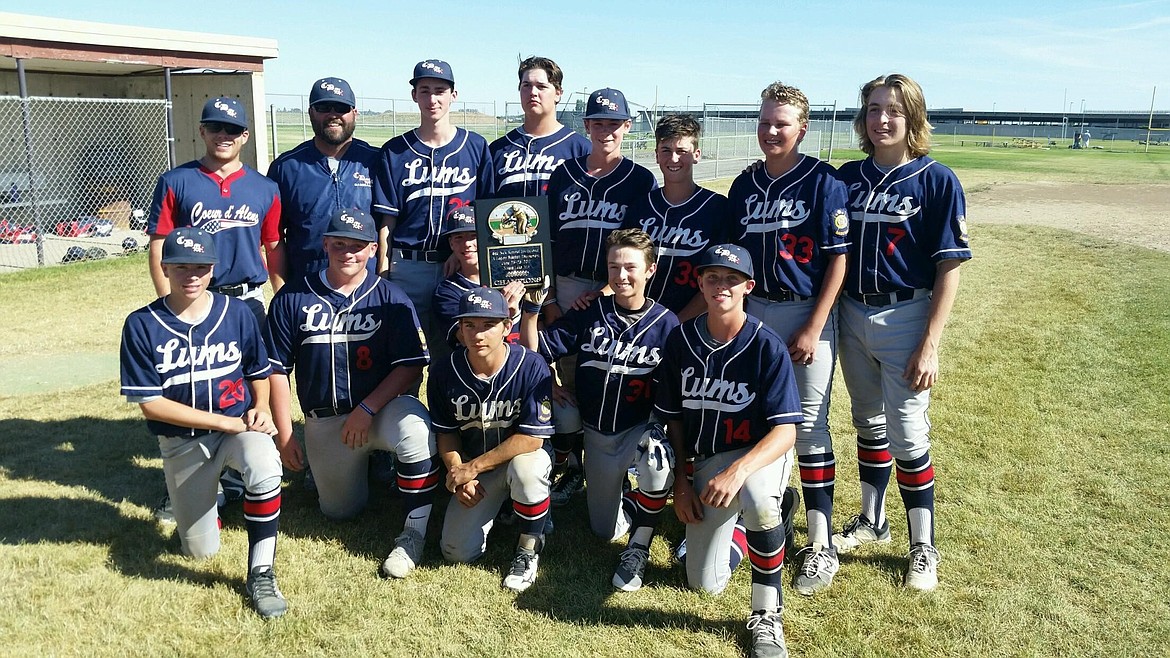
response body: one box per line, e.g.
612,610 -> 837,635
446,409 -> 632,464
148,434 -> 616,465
5,0 -> 1170,114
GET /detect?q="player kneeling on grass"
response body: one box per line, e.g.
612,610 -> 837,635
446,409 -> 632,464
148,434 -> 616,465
520,229 -> 679,591
429,287 -> 554,593
655,244 -> 803,658
265,209 -> 438,579
119,227 -> 287,619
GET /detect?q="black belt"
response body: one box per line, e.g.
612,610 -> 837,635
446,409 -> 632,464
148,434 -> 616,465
565,270 -> 603,282
846,289 -> 926,308
757,288 -> 812,303
211,282 -> 258,297
306,406 -> 353,419
398,249 -> 444,263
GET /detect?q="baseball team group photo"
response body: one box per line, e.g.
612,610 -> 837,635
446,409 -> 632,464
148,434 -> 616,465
4,18 -> 1170,658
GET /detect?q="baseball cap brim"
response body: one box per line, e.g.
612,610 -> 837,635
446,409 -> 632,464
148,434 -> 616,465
322,228 -> 374,243
585,110 -> 631,121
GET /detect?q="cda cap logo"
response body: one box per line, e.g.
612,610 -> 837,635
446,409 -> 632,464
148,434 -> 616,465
177,235 -> 205,253
214,100 -> 238,118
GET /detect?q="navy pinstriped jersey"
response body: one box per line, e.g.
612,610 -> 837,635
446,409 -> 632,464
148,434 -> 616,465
547,156 -> 657,280
490,126 -> 591,198
371,128 -> 495,253
267,138 -> 380,281
836,156 -> 971,294
432,272 -> 521,347
655,314 -> 803,456
537,297 -> 679,434
428,343 -> 554,459
726,155 -> 851,298
621,187 -> 728,313
120,293 -> 272,438
264,271 -> 429,412
148,162 -> 281,287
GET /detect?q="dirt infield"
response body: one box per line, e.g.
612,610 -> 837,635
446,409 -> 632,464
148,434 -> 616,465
970,182 -> 1170,252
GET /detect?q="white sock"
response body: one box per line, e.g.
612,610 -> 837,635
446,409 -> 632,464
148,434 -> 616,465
630,526 -> 654,547
806,509 -> 830,547
751,583 -> 780,612
249,537 -> 276,572
404,504 -> 431,536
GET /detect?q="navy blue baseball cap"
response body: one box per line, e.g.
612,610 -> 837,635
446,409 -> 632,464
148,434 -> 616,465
697,244 -> 754,279
455,286 -> 511,320
310,77 -> 356,108
585,88 -> 632,121
441,205 -> 477,237
323,208 -> 377,243
411,59 -> 455,87
162,227 -> 218,265
200,97 -> 248,129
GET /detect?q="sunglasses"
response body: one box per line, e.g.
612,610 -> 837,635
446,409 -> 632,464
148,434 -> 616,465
202,122 -> 246,136
312,102 -> 354,114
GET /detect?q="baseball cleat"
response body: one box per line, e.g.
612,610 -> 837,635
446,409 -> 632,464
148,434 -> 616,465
381,528 -> 425,579
303,465 -> 317,494
746,609 -> 787,658
502,548 -> 539,592
780,486 -> 800,559
612,543 -> 650,592
550,466 -> 584,507
152,493 -> 176,525
246,566 -> 288,619
793,543 -> 840,595
369,450 -> 397,487
832,514 -> 892,553
904,543 -> 941,591
219,468 -> 246,503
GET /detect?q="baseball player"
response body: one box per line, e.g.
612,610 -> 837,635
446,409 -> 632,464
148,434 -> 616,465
519,228 -> 679,592
832,74 -> 971,592
148,96 -> 280,324
265,209 -> 438,579
726,82 -> 851,595
490,56 -> 591,198
545,87 -> 657,502
429,286 -> 555,593
267,76 -> 380,290
372,58 -> 495,355
146,96 -> 281,521
120,227 -> 287,619
656,243 -> 802,658
621,114 -> 727,320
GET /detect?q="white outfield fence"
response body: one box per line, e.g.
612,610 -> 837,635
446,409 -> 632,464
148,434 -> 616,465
0,97 -> 169,272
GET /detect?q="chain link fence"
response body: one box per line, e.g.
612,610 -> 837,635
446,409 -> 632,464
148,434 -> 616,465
501,100 -> 856,183
0,97 -> 169,272
267,93 -> 859,186
268,94 -> 503,158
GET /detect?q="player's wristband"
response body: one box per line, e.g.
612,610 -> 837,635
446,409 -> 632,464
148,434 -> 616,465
358,402 -> 376,416
520,301 -> 542,314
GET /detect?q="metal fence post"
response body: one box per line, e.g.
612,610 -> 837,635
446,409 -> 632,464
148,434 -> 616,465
270,104 -> 278,158
15,58 -> 45,267
827,102 -> 837,162
301,94 -> 308,142
164,67 -> 176,169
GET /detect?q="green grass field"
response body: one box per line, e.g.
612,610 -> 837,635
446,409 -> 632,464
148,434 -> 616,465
2,150 -> 1170,656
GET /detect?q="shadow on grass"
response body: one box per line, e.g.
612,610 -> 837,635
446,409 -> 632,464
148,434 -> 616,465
0,495 -> 239,590
0,417 -> 163,507
507,498 -> 745,644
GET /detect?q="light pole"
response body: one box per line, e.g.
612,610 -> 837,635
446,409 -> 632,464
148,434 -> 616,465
686,95 -> 690,113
